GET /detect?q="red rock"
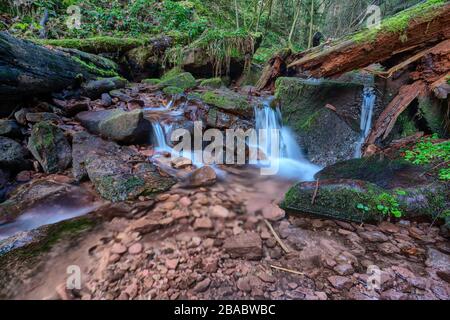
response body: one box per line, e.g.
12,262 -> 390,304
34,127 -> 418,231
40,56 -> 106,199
223,232 -> 263,260
193,217 -> 213,230
193,278 -> 211,293
111,243 -> 127,255
262,204 -> 285,221
210,205 -> 233,219
165,259 -> 179,270
179,196 -> 192,207
333,264 -> 354,276
128,243 -> 143,255
327,276 -> 353,290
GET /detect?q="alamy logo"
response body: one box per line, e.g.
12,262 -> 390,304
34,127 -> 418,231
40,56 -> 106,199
66,265 -> 81,290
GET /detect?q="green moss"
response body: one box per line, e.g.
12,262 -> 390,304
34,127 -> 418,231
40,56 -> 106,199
200,77 -> 223,89
95,175 -> 146,202
163,86 -> 184,95
159,72 -> 196,90
298,110 -> 320,131
142,78 -> 161,85
201,90 -> 251,115
72,56 -> 118,78
161,67 -> 183,81
34,37 -> 146,54
352,0 -> 446,44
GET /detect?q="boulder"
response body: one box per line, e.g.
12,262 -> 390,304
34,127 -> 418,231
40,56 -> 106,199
27,121 -> 72,174
159,72 -> 196,90
282,157 -> 449,223
0,136 -> 30,171
76,109 -> 152,144
274,77 -> 369,166
81,77 -> 128,99
72,131 -> 175,202
0,120 -> 21,138
201,89 -> 253,118
182,166 -> 217,188
200,78 -> 224,89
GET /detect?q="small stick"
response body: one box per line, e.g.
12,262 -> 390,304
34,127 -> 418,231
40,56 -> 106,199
311,179 -> 320,205
264,219 -> 291,254
270,265 -> 304,276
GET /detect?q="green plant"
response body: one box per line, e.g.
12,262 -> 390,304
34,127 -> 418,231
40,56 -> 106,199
404,134 -> 450,181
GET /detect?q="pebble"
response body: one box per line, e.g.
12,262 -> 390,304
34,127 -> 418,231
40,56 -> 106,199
111,243 -> 127,255
193,217 -> 214,230
128,243 -> 143,255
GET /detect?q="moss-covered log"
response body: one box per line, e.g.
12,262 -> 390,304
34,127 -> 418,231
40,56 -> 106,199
0,32 -> 119,113
287,1 -> 450,78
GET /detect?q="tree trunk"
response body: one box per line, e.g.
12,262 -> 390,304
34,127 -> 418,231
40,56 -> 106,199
0,32 -> 119,111
287,2 -> 450,77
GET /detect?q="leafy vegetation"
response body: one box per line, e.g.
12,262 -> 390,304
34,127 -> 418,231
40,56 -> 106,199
356,190 -> 404,218
404,134 -> 450,181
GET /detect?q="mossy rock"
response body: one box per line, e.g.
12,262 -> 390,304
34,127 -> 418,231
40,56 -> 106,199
282,179 -> 385,223
142,78 -> 161,85
274,77 -> 365,166
316,156 -> 429,189
163,86 -> 184,95
200,78 -> 223,89
27,121 -> 71,174
418,96 -> 449,138
85,155 -> 176,202
159,72 -> 196,90
282,178 -> 449,223
201,89 -> 253,118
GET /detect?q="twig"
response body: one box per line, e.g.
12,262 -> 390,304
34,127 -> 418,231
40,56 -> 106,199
311,179 -> 320,205
270,265 -> 304,276
263,219 -> 291,254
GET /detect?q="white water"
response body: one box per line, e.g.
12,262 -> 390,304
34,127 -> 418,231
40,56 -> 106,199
354,87 -> 376,158
254,98 -> 321,181
152,122 -> 171,152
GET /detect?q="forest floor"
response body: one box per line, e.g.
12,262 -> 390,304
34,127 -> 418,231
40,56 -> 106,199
2,166 -> 449,300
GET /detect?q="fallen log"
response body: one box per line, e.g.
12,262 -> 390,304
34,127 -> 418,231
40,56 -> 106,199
0,32 -> 119,113
256,48 -> 291,91
287,1 -> 450,78
363,80 -> 427,154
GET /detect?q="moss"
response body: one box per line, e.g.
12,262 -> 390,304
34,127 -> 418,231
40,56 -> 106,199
33,37 -> 146,54
352,0 -> 447,44
142,78 -> 161,85
201,90 -> 250,114
159,72 -> 196,90
417,96 -> 448,137
200,77 -> 223,89
0,217 -> 96,260
297,110 -> 320,131
161,67 -> 183,81
163,86 -> 184,95
71,56 -> 118,78
95,175 -> 146,202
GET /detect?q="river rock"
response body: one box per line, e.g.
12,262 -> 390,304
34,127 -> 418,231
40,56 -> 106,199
81,76 -> 127,99
327,276 -> 353,290
72,132 -> 175,202
76,109 -> 152,144
25,112 -> 60,123
0,136 -> 30,171
52,97 -> 90,116
275,77 -> 368,166
0,119 -> 21,138
182,166 -> 217,188
159,72 -> 196,90
201,89 -> 253,118
27,121 -> 71,174
223,232 -> 263,260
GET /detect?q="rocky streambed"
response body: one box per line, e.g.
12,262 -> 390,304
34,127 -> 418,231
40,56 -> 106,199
0,71 -> 449,300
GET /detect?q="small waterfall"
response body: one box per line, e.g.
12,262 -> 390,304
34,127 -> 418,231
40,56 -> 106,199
354,87 -> 376,158
254,98 -> 321,181
151,122 -> 170,152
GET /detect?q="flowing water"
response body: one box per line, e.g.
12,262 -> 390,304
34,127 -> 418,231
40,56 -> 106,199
254,98 -> 321,181
354,87 -> 376,158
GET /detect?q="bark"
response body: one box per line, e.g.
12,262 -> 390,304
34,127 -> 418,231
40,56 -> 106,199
287,2 -> 450,78
363,80 -> 427,155
0,32 -> 119,106
256,49 -> 292,91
